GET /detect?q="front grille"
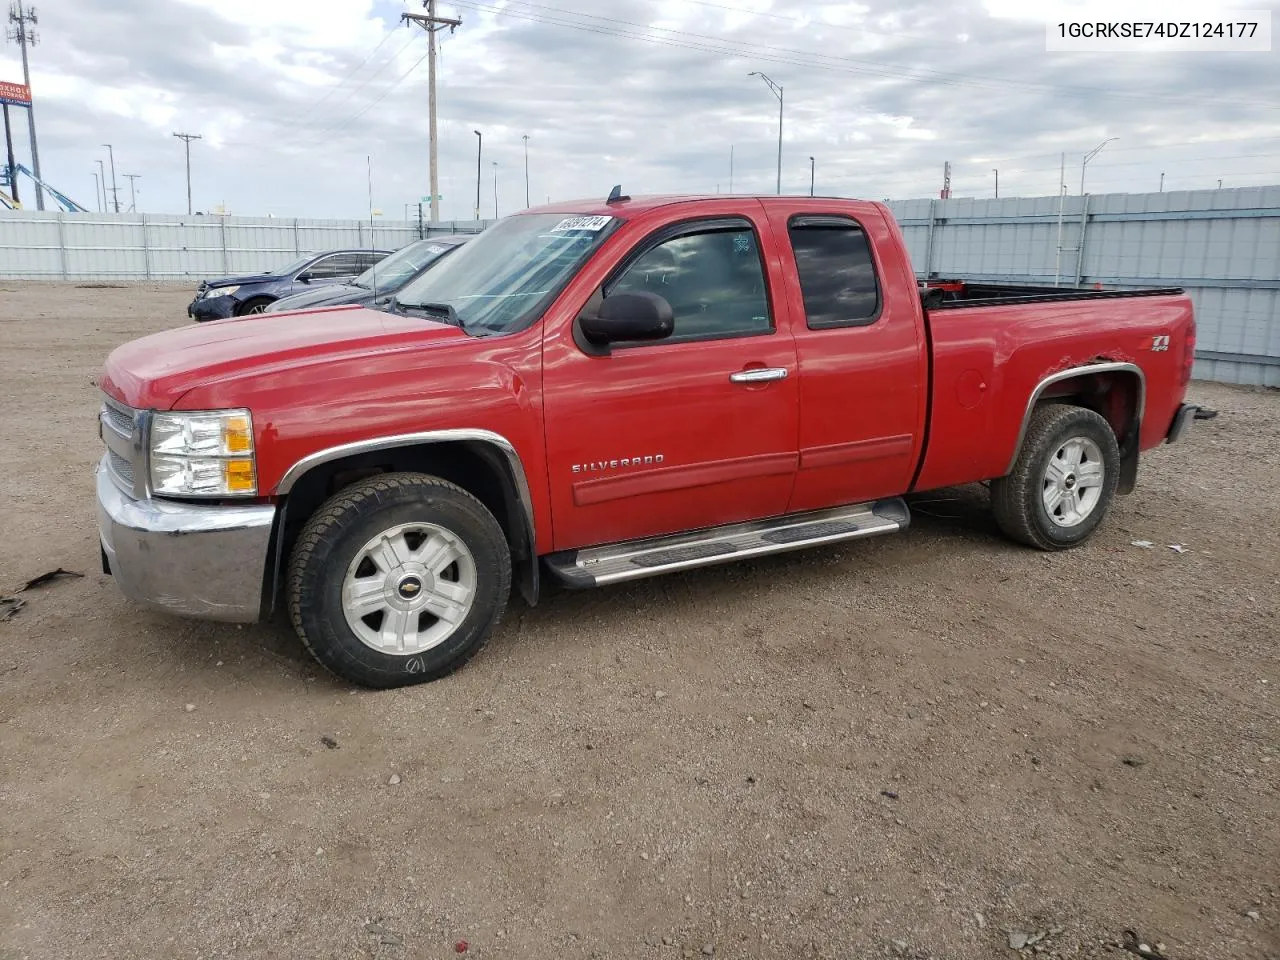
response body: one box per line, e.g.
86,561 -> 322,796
101,395 -> 141,493
102,401 -> 134,438
108,449 -> 135,486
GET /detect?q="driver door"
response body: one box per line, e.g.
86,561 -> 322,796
542,209 -> 800,551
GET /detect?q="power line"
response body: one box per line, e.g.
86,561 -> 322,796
282,24 -> 403,126
449,0 -> 1276,110
289,47 -> 434,145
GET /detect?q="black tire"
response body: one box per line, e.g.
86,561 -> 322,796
991,403 -> 1120,551
287,473 -> 511,688
236,297 -> 274,316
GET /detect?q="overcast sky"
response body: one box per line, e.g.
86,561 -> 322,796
2,0 -> 1277,220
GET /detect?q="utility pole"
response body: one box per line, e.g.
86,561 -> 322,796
7,0 -> 43,209
172,132 -> 201,215
748,71 -> 783,194
3,102 -> 17,205
521,134 -> 529,208
102,143 -> 119,212
473,129 -> 481,220
993,168 -> 999,198
123,173 -> 140,212
403,1 -> 462,224
1159,172 -> 1165,192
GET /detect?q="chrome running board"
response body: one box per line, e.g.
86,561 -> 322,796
544,498 -> 909,588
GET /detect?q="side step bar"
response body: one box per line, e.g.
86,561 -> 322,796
544,498 -> 910,588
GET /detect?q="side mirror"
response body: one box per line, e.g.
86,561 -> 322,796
296,272 -> 313,284
580,291 -> 674,347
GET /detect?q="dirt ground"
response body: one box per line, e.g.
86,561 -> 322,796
0,281 -> 1276,960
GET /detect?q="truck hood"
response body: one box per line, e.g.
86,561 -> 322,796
101,305 -> 464,410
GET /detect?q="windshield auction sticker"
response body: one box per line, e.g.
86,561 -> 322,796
549,216 -> 613,232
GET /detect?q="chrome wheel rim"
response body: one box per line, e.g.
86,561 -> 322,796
1042,436 -> 1105,528
245,303 -> 268,314
342,522 -> 477,655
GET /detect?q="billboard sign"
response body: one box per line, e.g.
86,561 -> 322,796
0,81 -> 32,106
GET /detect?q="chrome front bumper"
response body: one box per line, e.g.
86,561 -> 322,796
96,456 -> 277,623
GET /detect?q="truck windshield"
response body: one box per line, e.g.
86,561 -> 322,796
392,213 -> 618,334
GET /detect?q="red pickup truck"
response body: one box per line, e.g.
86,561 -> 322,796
96,193 -> 1199,687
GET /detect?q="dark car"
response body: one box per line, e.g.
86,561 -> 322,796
187,248 -> 393,321
264,235 -> 472,314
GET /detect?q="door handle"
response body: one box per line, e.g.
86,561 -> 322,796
730,367 -> 789,384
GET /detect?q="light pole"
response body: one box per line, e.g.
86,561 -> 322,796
92,171 -> 101,213
473,129 -> 482,220
1080,137 -> 1117,195
102,143 -> 119,213
492,160 -> 498,219
808,156 -> 814,196
522,134 -> 530,208
95,159 -> 106,211
993,168 -> 999,198
748,71 -> 783,194
1159,172 -> 1165,192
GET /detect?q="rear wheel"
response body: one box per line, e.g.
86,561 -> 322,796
287,473 -> 511,688
991,403 -> 1120,550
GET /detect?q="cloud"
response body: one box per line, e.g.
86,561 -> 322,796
1,0 -> 1275,218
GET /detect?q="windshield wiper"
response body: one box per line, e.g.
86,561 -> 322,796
350,280 -> 371,290
388,297 -> 463,328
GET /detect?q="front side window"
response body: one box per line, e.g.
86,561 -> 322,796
304,254 -> 353,280
354,240 -> 457,291
788,219 -> 881,328
606,224 -> 772,343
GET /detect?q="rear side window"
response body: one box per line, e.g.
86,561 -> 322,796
788,219 -> 881,329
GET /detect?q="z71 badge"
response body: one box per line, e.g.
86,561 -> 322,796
1151,335 -> 1171,352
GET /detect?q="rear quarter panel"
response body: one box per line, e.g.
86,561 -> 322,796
913,293 -> 1193,492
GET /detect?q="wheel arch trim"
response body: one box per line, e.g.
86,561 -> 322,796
275,428 -> 537,550
1006,361 -> 1146,474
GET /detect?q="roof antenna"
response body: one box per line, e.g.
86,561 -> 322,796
606,184 -> 630,204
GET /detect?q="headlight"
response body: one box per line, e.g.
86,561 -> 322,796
203,285 -> 239,299
149,409 -> 257,497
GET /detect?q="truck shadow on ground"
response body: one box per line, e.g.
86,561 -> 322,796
188,483 -> 1007,689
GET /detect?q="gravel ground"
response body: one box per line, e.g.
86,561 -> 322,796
0,282 -> 1276,960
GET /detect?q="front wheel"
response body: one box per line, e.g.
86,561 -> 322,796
991,403 -> 1120,550
287,473 -> 512,688
237,297 -> 274,315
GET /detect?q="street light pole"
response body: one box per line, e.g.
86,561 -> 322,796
492,160 -> 498,219
92,171 -> 100,213
473,129 -> 482,220
102,143 -> 119,213
748,71 -> 783,194
95,159 -> 106,211
1080,137 -> 1117,195
993,168 -> 999,198
808,156 -> 814,196
522,134 -> 529,208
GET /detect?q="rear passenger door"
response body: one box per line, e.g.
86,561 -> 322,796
764,207 -> 928,511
